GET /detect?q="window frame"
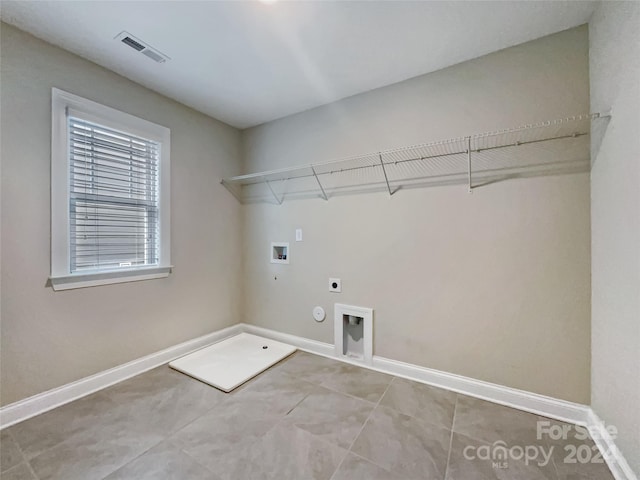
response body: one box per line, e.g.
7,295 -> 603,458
50,88 -> 171,290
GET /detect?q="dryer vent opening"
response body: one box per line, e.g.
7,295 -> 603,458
334,304 -> 373,364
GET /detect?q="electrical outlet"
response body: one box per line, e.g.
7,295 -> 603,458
329,278 -> 341,293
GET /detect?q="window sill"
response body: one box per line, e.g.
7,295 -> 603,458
49,266 -> 172,291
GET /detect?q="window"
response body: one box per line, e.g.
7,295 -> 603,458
51,89 -> 171,290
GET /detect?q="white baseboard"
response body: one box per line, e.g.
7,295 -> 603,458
371,356 -> 592,425
241,323 -> 591,425
587,409 -> 638,480
0,321 -> 590,428
242,324 -> 336,357
0,322 -> 589,428
2,322 -> 635,480
0,324 -> 242,429
243,323 -> 638,480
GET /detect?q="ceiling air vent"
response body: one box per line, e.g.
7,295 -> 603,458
114,31 -> 169,64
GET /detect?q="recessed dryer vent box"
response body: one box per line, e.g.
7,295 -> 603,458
271,242 -> 289,264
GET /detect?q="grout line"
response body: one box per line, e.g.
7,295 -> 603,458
0,462 -> 39,480
180,445 -> 230,478
102,437 -> 167,480
178,372 -> 326,477
26,461 -> 40,480
99,374 -> 230,479
6,428 -> 27,464
290,354 -> 466,476
98,381 -> 230,477
283,387 -> 315,417
326,442 -> 353,477
97,437 -> 165,480
346,449 -> 399,474
443,394 -> 459,480
7,429 -> 42,480
232,367 -> 320,446
170,385 -> 233,432
329,376 -> 394,480
550,452 -> 561,480
11,371 -> 191,475
182,371 -> 310,473
319,369 -> 455,433
315,381 -> 383,405
277,353 -> 390,406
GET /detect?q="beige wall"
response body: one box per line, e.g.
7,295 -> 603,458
242,26 -> 592,403
0,22 -> 597,408
0,23 -> 243,406
589,2 -> 640,475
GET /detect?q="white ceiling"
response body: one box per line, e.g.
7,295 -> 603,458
1,1 -> 596,129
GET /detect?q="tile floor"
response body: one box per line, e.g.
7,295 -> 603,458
0,351 -> 614,480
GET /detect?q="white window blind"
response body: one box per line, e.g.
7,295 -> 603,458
51,89 -> 170,290
68,117 -> 160,272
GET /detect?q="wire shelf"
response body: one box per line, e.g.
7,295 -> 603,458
222,113 -> 608,204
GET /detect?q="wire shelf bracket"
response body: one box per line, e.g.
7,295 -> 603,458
466,136 -> 473,194
378,154 -> 395,197
265,180 -> 284,205
311,166 -> 328,201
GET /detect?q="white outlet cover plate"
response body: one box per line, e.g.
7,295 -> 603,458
329,278 -> 342,293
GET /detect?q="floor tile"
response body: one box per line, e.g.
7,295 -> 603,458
6,353 -> 611,480
454,395 -> 544,446
0,462 -> 38,480
9,367 -> 222,462
320,363 -> 393,403
445,431 -> 558,480
102,366 -> 224,435
379,377 -> 457,429
534,418 -> 614,475
28,420 -> 164,480
553,460 -> 615,480
1,430 -> 25,472
283,386 -> 374,449
351,405 -> 451,479
103,441 -> 218,480
332,453 -> 406,480
452,400 -> 615,479
168,398 -> 283,479
9,390 -> 121,460
276,351 -> 342,384
540,420 -> 615,480
238,423 -> 346,480
227,368 -> 317,415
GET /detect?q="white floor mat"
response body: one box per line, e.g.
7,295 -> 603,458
169,333 -> 297,392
